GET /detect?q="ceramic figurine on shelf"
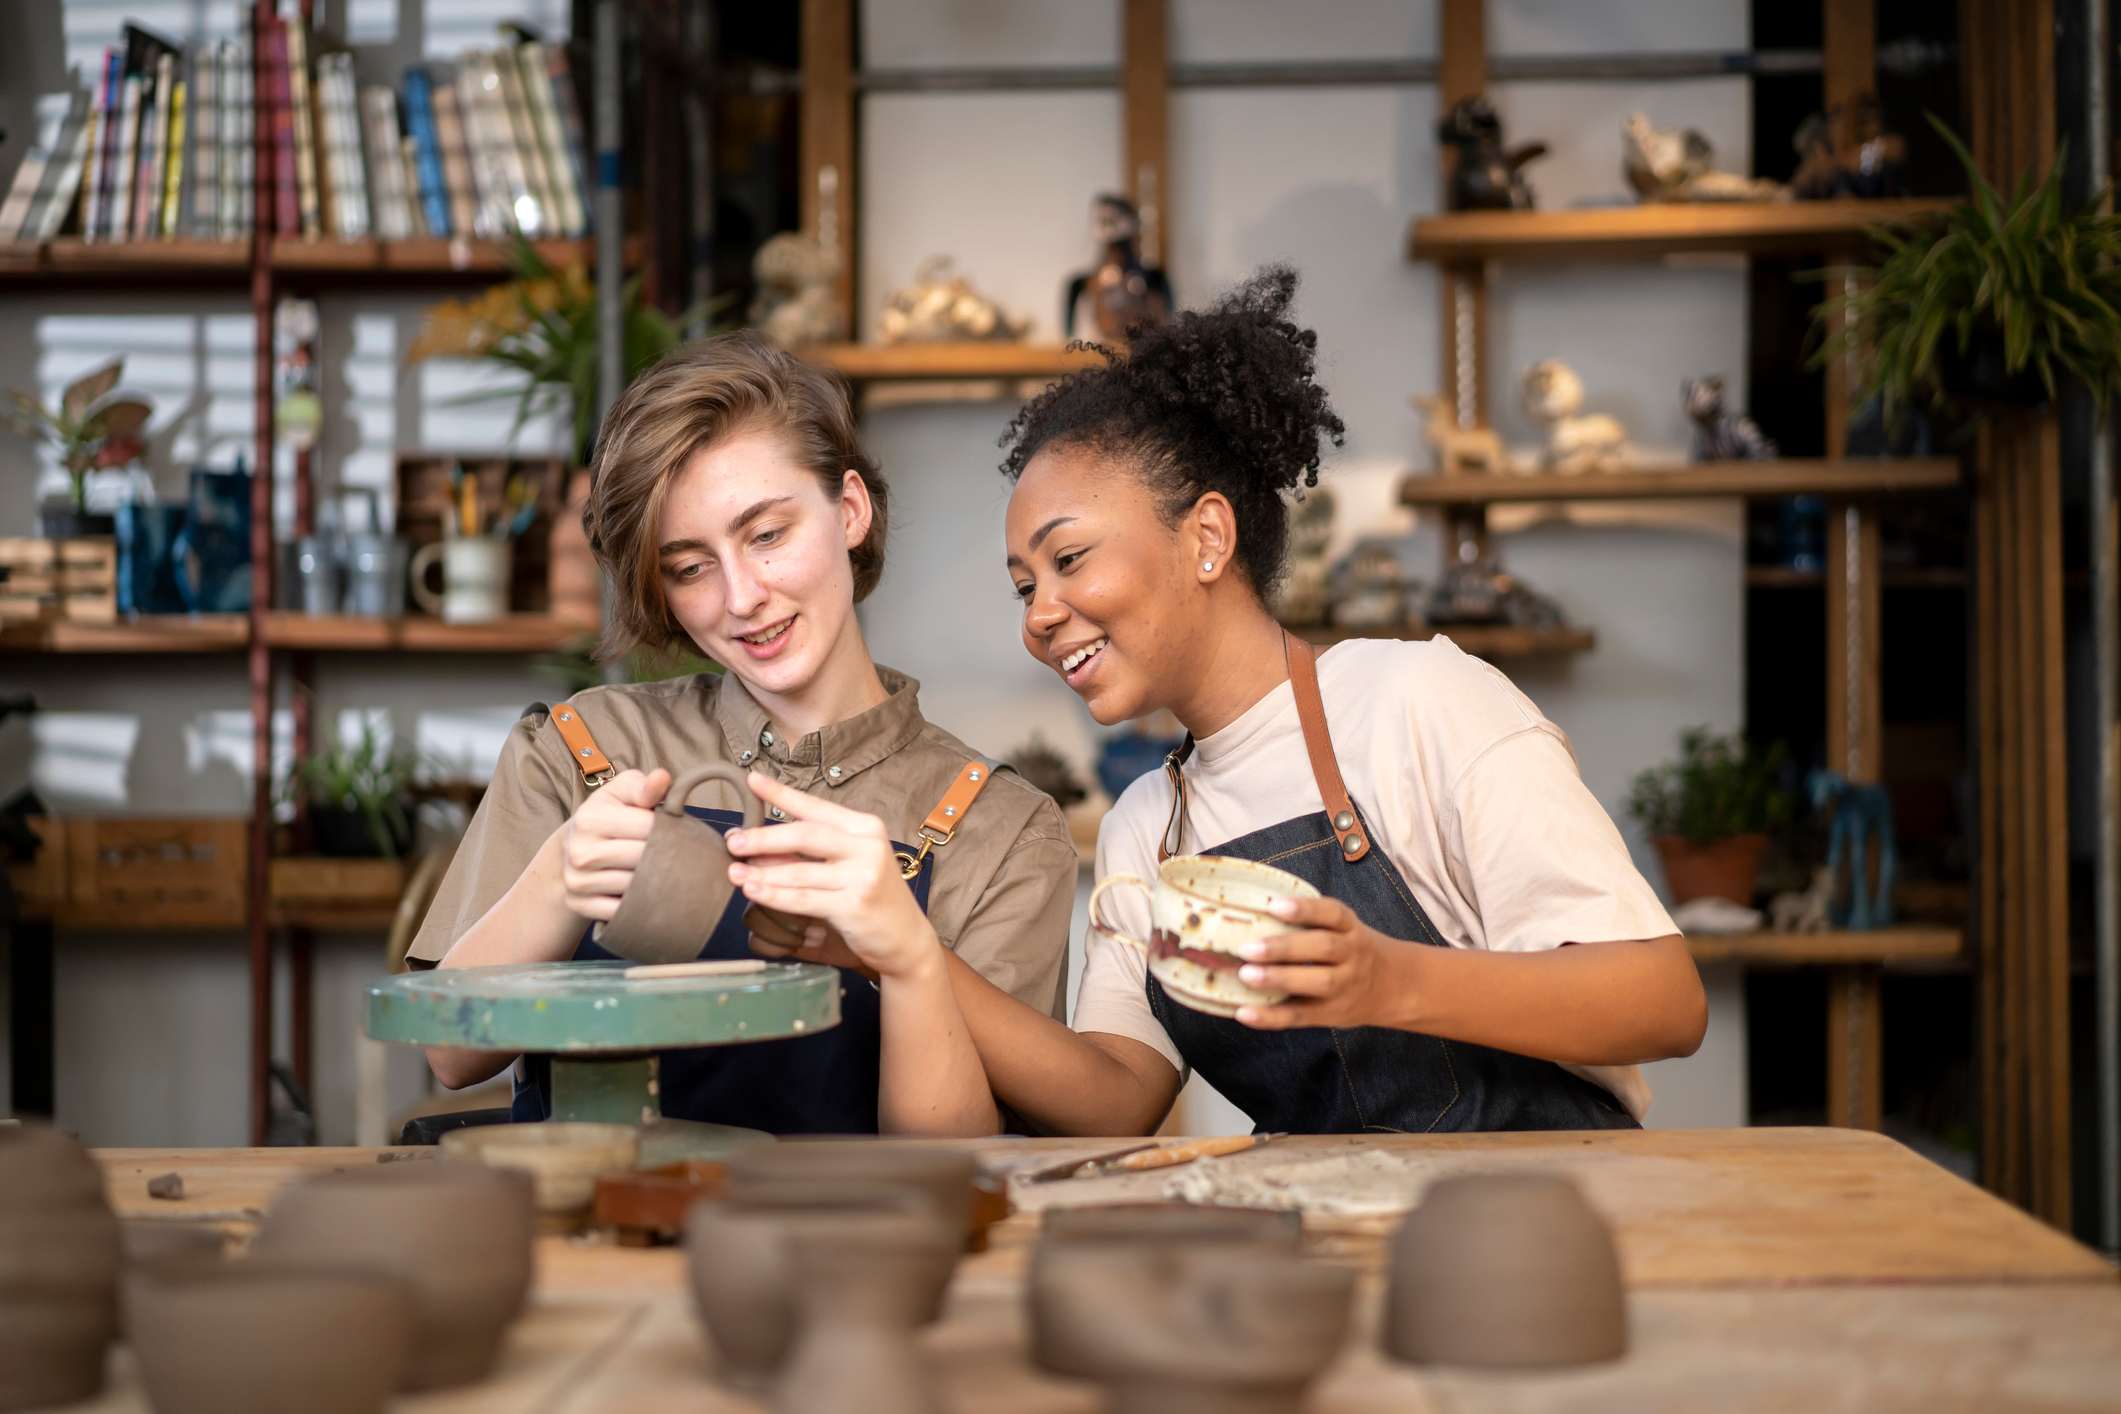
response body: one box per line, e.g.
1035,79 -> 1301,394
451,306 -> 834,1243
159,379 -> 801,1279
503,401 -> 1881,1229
1328,534 -> 1422,629
1271,488 -> 1336,627
1622,113 -> 1787,203
1790,96 -> 1908,200
1409,394 -> 1508,475
1684,376 -> 1777,461
750,232 -> 846,349
1064,194 -> 1172,342
1523,361 -> 1625,474
878,256 -> 1026,344
1425,524 -> 1566,629
1809,770 -> 1898,930
1435,96 -> 1548,211
1768,865 -> 1834,934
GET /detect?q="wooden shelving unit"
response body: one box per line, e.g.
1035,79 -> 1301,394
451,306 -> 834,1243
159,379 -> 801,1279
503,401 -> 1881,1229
1288,621 -> 1596,660
0,237 -> 606,287
1686,926 -> 1964,967
1748,565 -> 1969,590
0,615 -> 251,653
258,612 -> 590,653
1408,198 -> 1955,263
800,341 -> 1105,383
1399,459 -> 1960,507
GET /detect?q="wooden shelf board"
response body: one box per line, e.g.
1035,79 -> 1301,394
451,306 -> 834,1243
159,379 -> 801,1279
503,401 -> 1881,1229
1408,198 -> 1956,263
1288,621 -> 1595,659
1686,925 -> 1964,966
799,342 -> 1105,382
1748,565 -> 1969,589
269,236 -> 607,279
0,615 -> 251,653
1,238 -> 614,288
1398,458 -> 1960,507
260,612 -> 591,653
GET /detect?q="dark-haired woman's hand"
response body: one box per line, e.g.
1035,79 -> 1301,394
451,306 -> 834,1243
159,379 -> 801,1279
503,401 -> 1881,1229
1230,895 -> 1418,1031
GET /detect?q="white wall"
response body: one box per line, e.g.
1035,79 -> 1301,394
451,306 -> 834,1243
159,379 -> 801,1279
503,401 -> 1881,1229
5,0 -> 1756,1142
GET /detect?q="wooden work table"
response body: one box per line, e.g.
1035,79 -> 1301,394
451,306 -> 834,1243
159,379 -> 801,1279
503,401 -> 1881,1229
86,1129 -> 2120,1412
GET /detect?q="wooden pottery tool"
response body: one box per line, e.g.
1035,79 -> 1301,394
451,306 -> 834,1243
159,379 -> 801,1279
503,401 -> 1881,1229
623,959 -> 769,981
1022,1133 -> 1283,1184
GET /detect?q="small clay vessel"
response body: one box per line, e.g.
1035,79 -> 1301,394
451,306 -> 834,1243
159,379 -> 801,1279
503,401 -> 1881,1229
598,762 -> 763,963
1029,1242 -> 1355,1413
724,1139 -> 977,1240
771,1206 -> 960,1414
441,1120 -> 639,1232
0,1124 -> 121,1411
684,1182 -> 954,1389
251,1160 -> 534,1391
1384,1172 -> 1626,1368
124,1258 -> 411,1414
117,1222 -> 226,1336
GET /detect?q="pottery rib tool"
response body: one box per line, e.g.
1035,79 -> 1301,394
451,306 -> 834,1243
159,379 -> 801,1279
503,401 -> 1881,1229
1102,1133 -> 1285,1174
1016,1142 -> 1161,1185
621,959 -> 770,981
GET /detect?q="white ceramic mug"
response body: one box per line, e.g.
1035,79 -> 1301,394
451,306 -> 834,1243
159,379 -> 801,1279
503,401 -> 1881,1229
410,539 -> 511,624
1088,854 -> 1321,1017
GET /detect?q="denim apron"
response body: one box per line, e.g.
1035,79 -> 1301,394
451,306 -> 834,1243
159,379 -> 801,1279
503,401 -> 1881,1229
512,804 -> 935,1134
1146,635 -> 1637,1134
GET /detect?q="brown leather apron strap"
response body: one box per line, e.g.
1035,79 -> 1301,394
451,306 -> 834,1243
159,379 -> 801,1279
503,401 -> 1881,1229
548,700 -> 616,788
1283,631 -> 1370,862
1157,742 -> 1192,865
896,759 -> 995,880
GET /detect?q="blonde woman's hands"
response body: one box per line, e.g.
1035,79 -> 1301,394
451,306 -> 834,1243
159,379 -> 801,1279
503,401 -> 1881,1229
554,767 -> 668,924
724,771 -> 938,982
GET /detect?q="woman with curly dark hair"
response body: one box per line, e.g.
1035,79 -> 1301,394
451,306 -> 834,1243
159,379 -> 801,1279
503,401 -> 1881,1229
733,269 -> 1706,1134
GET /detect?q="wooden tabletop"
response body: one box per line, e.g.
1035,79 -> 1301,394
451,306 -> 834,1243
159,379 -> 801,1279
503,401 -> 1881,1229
87,1129 -> 2120,1412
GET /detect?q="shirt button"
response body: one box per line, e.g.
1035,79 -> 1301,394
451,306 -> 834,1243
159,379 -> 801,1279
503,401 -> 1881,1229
737,750 -> 755,766
826,765 -> 843,781
767,805 -> 786,821
760,729 -> 776,748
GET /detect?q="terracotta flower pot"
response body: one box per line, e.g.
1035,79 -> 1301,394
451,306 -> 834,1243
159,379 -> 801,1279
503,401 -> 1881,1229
1652,832 -> 1768,906
124,1258 -> 411,1414
250,1161 -> 534,1392
0,1124 -> 121,1411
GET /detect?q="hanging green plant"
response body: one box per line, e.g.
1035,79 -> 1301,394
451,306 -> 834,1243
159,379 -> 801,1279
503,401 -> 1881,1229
1810,116 -> 2121,421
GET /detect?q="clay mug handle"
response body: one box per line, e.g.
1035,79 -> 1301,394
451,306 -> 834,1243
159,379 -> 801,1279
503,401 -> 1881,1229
661,762 -> 764,829
1087,873 -> 1153,953
408,542 -> 447,616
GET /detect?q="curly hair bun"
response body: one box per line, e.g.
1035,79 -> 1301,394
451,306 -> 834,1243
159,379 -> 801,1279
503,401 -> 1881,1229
999,264 -> 1345,596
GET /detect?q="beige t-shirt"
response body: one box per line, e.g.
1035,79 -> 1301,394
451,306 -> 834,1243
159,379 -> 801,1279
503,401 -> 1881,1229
1075,636 -> 1673,1121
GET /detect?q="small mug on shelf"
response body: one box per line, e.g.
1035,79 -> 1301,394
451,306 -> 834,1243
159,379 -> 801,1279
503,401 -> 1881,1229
410,538 -> 510,624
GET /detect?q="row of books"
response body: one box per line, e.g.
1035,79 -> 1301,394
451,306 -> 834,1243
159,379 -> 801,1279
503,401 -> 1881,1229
0,16 -> 593,247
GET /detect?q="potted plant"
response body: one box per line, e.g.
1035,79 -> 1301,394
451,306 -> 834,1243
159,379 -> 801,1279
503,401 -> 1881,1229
1811,116 -> 2121,420
285,720 -> 424,859
1628,728 -> 1793,906
6,359 -> 153,539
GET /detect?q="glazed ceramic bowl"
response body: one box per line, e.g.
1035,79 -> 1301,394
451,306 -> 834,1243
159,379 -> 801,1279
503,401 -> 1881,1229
125,1258 -> 411,1414
1384,1172 -> 1626,1368
724,1140 -> 978,1240
1088,854 -> 1321,1017
441,1121 -> 640,1230
0,1124 -> 121,1411
251,1160 -> 534,1391
684,1182 -> 954,1388
1030,1241 -> 1356,1410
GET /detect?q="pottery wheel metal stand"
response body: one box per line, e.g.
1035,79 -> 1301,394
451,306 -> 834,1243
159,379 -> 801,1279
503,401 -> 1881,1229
366,961 -> 841,1164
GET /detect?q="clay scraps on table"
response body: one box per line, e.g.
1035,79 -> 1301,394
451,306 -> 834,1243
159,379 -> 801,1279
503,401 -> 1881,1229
146,1172 -> 184,1200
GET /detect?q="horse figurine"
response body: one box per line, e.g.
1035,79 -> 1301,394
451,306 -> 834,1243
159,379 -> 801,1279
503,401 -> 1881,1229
1808,770 -> 1897,930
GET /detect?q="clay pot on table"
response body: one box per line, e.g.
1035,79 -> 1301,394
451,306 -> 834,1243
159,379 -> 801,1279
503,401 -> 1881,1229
250,1160 -> 534,1391
771,1205 -> 961,1414
1029,1242 -> 1356,1414
1384,1172 -> 1626,1368
684,1181 -> 958,1390
124,1258 -> 411,1414
596,762 -> 763,963
441,1120 -> 640,1232
723,1139 -> 978,1242
0,1124 -> 121,1411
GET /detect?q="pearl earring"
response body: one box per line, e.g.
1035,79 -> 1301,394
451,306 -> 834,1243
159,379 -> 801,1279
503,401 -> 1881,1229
1202,560 -> 1215,573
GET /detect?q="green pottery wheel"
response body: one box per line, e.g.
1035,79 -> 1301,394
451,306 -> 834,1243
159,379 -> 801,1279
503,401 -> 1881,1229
367,960 -> 841,1164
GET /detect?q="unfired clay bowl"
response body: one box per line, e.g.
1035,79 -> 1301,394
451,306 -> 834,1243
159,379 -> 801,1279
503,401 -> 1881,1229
771,1206 -> 959,1414
1030,1242 -> 1356,1413
684,1182 -> 955,1389
1384,1172 -> 1627,1368
723,1140 -> 978,1242
597,762 -> 762,963
0,1123 -> 121,1411
124,1258 -> 411,1414
441,1121 -> 640,1230
251,1160 -> 534,1391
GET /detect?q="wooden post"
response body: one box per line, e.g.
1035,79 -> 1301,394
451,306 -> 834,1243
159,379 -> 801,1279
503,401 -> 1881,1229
1122,0 -> 1170,270
800,0 -> 856,333
247,0 -> 276,1146
1437,0 -> 1488,431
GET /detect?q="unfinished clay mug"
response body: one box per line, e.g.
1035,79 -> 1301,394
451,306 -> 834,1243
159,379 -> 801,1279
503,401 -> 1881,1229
597,762 -> 764,964
1089,854 -> 1322,1017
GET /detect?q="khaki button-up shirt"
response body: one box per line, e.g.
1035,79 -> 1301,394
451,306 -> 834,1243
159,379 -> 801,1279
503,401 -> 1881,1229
407,667 -> 1075,1017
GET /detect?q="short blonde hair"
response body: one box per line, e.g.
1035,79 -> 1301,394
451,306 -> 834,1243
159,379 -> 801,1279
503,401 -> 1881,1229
583,332 -> 886,660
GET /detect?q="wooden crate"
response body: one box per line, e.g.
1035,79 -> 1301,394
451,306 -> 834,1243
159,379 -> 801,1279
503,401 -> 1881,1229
60,817 -> 248,929
0,537 -> 117,623
4,817 -> 68,918
394,451 -> 569,615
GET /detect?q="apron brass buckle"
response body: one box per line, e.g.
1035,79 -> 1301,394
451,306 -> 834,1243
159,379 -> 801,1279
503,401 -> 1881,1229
894,824 -> 951,880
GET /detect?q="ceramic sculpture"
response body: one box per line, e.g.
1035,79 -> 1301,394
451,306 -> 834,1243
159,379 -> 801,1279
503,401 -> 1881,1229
1523,360 -> 1626,473
1064,194 -> 1173,341
1685,375 -> 1777,461
1436,95 -> 1548,210
1623,113 -> 1787,203
1410,393 -> 1508,475
750,233 -> 846,349
1810,770 -> 1898,929
878,256 -> 1026,343
595,762 -> 762,963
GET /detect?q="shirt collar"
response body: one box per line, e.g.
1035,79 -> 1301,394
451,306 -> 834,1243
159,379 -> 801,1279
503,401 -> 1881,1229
713,666 -> 926,787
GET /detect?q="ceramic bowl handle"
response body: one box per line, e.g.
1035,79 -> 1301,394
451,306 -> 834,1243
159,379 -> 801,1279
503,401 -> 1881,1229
665,762 -> 764,829
408,542 -> 447,616
1087,873 -> 1153,953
